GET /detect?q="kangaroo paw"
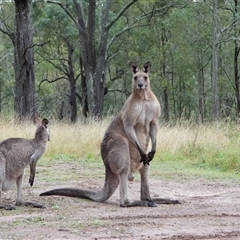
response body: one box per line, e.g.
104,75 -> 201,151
29,176 -> 35,187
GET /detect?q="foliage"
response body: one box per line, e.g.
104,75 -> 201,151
1,0 -> 240,122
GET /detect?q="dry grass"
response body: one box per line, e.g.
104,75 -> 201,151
0,118 -> 239,176
158,123 -> 231,153
45,119 -> 108,159
0,118 -> 108,159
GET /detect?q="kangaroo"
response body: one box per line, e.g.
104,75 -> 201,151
40,62 -> 179,207
0,117 -> 50,210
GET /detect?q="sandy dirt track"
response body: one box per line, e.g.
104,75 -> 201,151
0,162 -> 240,240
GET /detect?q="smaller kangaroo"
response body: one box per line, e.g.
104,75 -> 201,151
41,62 -> 179,207
0,117 -> 50,210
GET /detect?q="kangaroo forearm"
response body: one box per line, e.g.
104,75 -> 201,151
149,120 -> 158,152
29,162 -> 37,187
124,125 -> 137,144
124,125 -> 145,155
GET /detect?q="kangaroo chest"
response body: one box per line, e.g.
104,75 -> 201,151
134,100 -> 160,126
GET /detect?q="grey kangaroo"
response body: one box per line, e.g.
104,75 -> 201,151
40,62 -> 179,207
0,117 -> 50,210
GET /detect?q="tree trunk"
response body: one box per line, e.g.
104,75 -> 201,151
211,0 -> 219,121
233,0 -> 240,116
69,77 -> 77,122
73,0 -> 136,117
67,44 -> 77,122
234,39 -> 240,116
161,29 -> 169,122
80,57 -> 88,118
197,54 -> 205,123
14,0 -> 35,120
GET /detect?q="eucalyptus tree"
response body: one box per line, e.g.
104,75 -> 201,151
102,0 -> 186,120
232,0 -> 240,116
232,0 -> 240,117
0,0 -> 35,119
45,0 -> 184,118
14,0 -> 35,120
216,0 -> 240,119
211,0 -> 219,121
33,3 -> 80,122
43,0 -> 139,117
144,0 -> 212,122
188,1 -> 213,121
0,3 -> 15,115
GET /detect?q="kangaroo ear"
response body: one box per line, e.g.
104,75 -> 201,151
33,116 -> 41,126
129,62 -> 138,74
143,62 -> 151,73
42,118 -> 49,128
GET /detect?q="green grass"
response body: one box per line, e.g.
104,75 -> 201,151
150,159 -> 240,183
155,123 -> 240,179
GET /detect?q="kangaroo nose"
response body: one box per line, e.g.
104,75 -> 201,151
138,83 -> 143,88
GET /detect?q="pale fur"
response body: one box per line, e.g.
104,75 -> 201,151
41,62 -> 179,206
0,117 -> 50,209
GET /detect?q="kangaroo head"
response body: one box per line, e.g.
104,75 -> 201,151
33,117 -> 50,142
129,62 -> 151,92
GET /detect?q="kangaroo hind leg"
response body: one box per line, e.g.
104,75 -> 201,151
139,165 -> 180,205
0,154 -> 5,205
119,164 -> 156,207
93,164 -> 120,202
0,155 -> 16,210
15,173 -> 45,208
122,165 -> 180,207
0,158 -> 12,209
106,143 -> 131,207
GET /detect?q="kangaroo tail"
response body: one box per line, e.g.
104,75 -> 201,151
40,166 -> 119,202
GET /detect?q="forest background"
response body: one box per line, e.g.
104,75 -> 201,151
0,0 -> 239,123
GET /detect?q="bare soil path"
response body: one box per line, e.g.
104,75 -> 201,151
0,161 -> 240,240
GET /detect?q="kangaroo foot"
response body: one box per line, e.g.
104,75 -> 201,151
120,198 -> 180,207
152,197 -> 181,204
120,200 -> 158,207
0,204 -> 16,210
16,201 -> 45,208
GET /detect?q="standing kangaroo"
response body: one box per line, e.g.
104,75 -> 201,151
41,62 -> 179,206
0,117 -> 50,210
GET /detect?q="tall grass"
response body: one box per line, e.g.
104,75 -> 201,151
0,118 -> 239,179
156,122 -> 240,177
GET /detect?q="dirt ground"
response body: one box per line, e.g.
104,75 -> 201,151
0,161 -> 240,240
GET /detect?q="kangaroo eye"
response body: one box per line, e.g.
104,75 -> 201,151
134,76 -> 137,81
144,76 -> 147,81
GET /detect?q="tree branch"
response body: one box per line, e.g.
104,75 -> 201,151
0,27 -> 14,42
0,51 -> 13,62
38,51 -> 68,75
72,0 -> 87,34
37,77 -> 67,92
44,0 -> 79,27
106,88 -> 130,96
107,3 -> 175,51
107,23 -> 150,51
105,0 -> 138,30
